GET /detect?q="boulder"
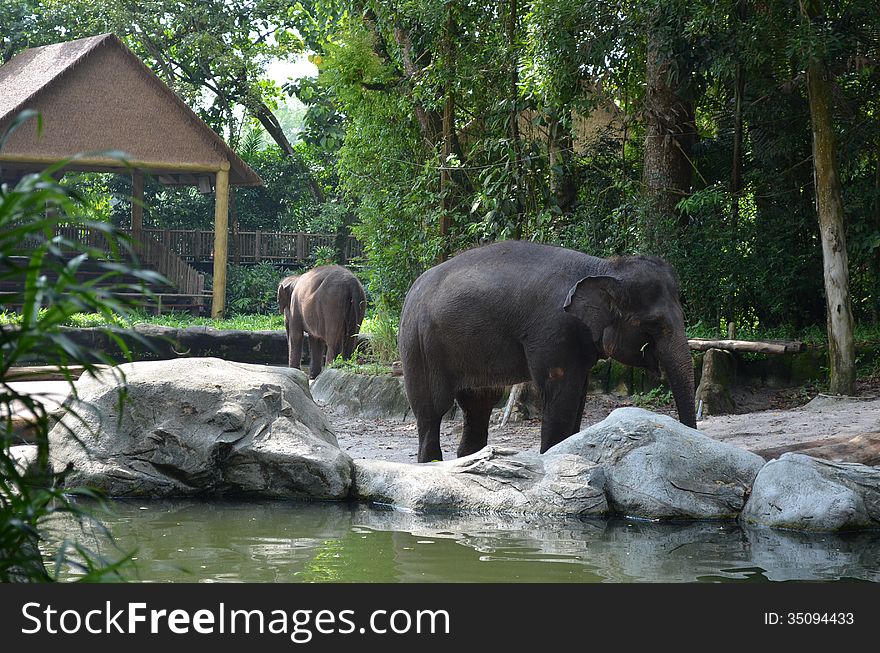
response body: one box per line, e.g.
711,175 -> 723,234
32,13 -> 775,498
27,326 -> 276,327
10,444 -> 40,478
311,368 -> 413,419
695,348 -> 736,416
548,407 -> 765,519
352,446 -> 607,516
741,453 -> 880,531
48,358 -> 351,499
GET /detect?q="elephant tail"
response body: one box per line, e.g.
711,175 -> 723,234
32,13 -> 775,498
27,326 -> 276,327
342,291 -> 366,358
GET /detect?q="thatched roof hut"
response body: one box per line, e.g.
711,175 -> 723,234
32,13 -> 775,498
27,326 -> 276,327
0,33 -> 263,317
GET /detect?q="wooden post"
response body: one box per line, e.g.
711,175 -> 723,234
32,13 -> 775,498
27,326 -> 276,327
131,170 -> 144,234
254,231 -> 261,263
211,163 -> 230,319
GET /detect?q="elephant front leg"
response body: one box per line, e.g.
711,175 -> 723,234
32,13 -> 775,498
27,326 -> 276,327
570,371 -> 592,436
537,365 -> 592,453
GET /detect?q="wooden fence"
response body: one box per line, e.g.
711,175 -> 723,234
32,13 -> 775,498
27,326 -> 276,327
49,226 -> 363,265
52,225 -> 206,308
136,229 -> 363,264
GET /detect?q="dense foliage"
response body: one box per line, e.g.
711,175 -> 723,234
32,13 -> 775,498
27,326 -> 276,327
288,0 -> 879,331
4,0 -> 879,334
0,113 -> 150,581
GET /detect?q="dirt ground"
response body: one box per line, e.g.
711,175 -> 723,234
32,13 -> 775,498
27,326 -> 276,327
324,378 -> 880,464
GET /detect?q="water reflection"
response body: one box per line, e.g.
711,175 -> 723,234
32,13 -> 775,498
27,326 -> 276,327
51,500 -> 880,583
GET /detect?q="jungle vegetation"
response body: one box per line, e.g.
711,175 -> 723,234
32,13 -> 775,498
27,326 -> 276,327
3,0 -> 880,391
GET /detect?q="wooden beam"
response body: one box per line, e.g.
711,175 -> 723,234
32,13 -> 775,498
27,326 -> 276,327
0,153 -> 226,173
688,338 -> 806,355
131,170 -> 144,233
211,163 -> 231,318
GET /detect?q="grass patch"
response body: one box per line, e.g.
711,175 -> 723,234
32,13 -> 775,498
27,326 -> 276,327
327,353 -> 394,376
631,387 -> 673,409
0,310 -> 285,331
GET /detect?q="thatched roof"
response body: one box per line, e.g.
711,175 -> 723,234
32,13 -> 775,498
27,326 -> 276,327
0,34 -> 262,186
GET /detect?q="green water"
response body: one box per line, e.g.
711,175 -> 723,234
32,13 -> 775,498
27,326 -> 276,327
55,500 -> 880,583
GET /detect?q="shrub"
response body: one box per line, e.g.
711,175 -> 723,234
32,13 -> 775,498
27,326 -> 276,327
1,111 -> 156,581
225,262 -> 296,315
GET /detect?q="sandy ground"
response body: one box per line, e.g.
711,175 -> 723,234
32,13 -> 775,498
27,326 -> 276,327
324,382 -> 880,464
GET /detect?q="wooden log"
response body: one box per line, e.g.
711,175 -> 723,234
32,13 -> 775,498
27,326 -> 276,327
753,432 -> 880,466
4,365 -> 105,381
688,338 -> 806,355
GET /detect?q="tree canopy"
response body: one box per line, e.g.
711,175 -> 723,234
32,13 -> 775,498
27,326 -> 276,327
5,0 -> 879,341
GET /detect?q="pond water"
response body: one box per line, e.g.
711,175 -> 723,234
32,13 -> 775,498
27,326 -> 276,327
52,500 -> 880,583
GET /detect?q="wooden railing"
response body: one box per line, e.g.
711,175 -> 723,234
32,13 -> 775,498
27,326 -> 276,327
132,231 -> 205,300
47,226 -> 363,265
137,229 -> 363,264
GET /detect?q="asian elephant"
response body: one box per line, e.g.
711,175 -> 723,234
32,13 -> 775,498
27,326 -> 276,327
398,240 -> 696,463
278,265 -> 367,379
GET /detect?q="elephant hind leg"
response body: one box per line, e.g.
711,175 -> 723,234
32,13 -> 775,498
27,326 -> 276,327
455,387 -> 503,458
286,309 -> 304,369
407,374 -> 454,463
308,337 -> 327,380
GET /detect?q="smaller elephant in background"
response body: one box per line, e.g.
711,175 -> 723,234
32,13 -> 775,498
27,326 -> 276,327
278,265 -> 367,379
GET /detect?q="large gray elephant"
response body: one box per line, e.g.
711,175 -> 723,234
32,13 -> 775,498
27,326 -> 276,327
399,240 -> 696,463
278,265 -> 367,379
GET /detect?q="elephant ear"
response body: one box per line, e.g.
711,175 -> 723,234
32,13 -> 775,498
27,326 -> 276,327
563,275 -> 624,346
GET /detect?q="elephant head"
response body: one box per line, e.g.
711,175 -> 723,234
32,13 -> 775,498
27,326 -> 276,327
277,274 -> 300,315
563,255 -> 697,429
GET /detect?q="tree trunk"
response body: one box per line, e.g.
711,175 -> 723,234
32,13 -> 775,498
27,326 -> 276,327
728,0 -> 747,330
548,115 -> 578,215
334,210 -> 356,265
643,11 -> 696,235
251,101 -> 325,205
508,0 -> 524,238
874,137 -> 880,323
801,0 -> 856,395
438,3 -> 456,262
394,26 -> 442,149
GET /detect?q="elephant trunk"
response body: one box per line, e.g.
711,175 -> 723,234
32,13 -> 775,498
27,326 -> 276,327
659,333 -> 697,429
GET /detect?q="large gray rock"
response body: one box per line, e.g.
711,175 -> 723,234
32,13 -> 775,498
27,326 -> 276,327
10,444 -> 40,478
48,358 -> 351,499
311,368 -> 413,419
741,453 -> 880,531
352,446 -> 607,516
548,407 -> 765,519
